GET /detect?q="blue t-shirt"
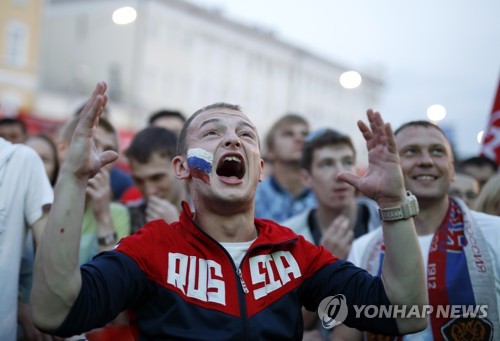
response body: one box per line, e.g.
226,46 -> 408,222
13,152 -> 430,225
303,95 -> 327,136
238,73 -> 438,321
254,176 -> 316,223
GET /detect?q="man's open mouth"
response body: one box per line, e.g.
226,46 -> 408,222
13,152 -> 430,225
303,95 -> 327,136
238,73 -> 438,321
216,155 -> 245,179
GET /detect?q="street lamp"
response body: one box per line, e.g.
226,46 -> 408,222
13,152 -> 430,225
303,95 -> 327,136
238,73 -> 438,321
340,71 -> 362,89
112,6 -> 137,25
426,104 -> 446,122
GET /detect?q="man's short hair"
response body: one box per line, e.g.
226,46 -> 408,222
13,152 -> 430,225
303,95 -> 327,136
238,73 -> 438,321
126,126 -> 177,163
458,155 -> 498,173
301,128 -> 356,172
176,102 -> 242,156
148,110 -> 186,126
394,120 -> 458,160
0,117 -> 27,134
394,120 -> 447,137
265,114 -> 308,152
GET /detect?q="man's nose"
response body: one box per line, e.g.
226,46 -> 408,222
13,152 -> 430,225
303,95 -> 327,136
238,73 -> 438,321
417,151 -> 434,166
295,132 -> 306,143
330,164 -> 347,178
144,182 -> 157,196
224,133 -> 241,149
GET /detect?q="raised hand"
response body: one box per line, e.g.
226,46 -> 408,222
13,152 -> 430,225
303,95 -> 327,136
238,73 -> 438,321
336,110 -> 428,334
337,109 -> 406,207
320,215 -> 354,259
63,82 -> 118,180
32,82 -> 121,330
87,168 -> 112,219
146,195 -> 180,223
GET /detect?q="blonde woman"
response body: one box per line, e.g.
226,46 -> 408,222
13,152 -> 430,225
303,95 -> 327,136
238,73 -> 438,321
474,173 -> 500,216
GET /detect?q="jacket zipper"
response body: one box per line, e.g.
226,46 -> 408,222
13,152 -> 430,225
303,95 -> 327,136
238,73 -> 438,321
237,268 -> 249,294
184,211 -> 299,340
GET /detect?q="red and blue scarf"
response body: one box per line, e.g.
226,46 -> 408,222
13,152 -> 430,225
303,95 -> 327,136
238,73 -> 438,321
362,199 -> 498,340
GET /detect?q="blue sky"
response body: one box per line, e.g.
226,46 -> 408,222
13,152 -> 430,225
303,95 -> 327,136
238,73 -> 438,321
190,0 -> 500,158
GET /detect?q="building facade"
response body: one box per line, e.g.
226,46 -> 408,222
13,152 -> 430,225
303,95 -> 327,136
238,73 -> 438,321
38,0 -> 384,160
0,0 -> 45,116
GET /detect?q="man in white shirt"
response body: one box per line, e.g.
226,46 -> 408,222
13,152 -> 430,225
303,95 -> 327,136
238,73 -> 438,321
0,137 -> 53,341
334,120 -> 500,340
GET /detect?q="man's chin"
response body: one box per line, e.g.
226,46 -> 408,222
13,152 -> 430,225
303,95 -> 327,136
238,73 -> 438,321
210,192 -> 252,209
281,159 -> 301,167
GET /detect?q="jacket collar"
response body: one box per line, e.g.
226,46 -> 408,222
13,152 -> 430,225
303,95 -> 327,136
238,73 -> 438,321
179,201 -> 299,248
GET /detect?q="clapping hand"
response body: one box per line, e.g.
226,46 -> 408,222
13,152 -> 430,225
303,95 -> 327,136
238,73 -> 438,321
337,109 -> 406,207
63,82 -> 118,181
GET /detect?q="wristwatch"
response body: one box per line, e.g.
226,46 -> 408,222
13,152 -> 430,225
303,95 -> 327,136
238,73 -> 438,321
98,231 -> 117,246
378,191 -> 419,221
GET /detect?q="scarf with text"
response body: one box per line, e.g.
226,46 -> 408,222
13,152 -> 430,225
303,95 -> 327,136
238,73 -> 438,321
361,198 -> 498,340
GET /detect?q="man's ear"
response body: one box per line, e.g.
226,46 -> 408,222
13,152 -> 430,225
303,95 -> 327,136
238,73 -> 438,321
173,155 -> 190,180
57,141 -> 67,163
259,159 -> 265,182
300,168 -> 313,189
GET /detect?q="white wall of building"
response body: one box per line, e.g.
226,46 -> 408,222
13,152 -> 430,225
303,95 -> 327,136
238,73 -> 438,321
37,0 -> 384,165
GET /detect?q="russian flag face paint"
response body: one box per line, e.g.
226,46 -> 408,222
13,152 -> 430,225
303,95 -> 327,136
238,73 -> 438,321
187,148 -> 214,184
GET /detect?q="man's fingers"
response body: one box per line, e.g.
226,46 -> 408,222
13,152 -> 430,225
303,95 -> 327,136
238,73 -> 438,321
87,178 -> 97,189
146,207 -> 158,221
385,122 -> 398,154
331,216 -> 350,237
322,216 -> 349,240
337,172 -> 360,191
146,203 -> 159,215
148,195 -> 161,205
357,119 -> 372,142
79,82 -> 108,132
146,197 -> 179,223
340,229 -> 354,246
89,94 -> 107,128
79,83 -> 101,117
146,201 -> 161,217
99,150 -> 119,168
86,186 -> 97,198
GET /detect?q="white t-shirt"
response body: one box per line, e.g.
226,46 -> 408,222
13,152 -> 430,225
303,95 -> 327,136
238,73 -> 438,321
220,239 -> 255,269
348,214 -> 500,341
0,140 -> 53,341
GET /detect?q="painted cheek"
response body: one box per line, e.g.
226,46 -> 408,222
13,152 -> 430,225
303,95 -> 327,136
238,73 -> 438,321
187,148 -> 214,185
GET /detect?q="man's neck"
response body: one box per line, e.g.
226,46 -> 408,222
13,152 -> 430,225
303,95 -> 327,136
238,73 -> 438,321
413,196 -> 450,236
173,185 -> 188,208
192,203 -> 257,243
272,161 -> 304,196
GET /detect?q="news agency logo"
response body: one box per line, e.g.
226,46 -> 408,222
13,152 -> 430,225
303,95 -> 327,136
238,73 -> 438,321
317,294 -> 490,331
317,294 -> 348,329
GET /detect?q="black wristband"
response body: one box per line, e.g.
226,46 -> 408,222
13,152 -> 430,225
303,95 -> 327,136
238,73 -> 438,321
98,231 -> 117,246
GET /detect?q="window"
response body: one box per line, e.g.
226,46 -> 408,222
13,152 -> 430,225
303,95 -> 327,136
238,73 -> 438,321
11,0 -> 29,5
108,63 -> 122,100
75,14 -> 88,41
5,20 -> 28,67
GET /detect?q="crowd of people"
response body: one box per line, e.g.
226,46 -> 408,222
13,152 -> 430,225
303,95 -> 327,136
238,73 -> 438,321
0,81 -> 499,340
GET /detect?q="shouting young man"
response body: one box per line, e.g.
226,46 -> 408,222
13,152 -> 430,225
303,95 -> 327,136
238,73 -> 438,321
32,82 -> 427,340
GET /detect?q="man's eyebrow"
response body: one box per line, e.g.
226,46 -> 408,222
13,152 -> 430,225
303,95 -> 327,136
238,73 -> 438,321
199,118 -> 257,133
199,118 -> 223,130
238,121 -> 257,133
400,142 -> 447,149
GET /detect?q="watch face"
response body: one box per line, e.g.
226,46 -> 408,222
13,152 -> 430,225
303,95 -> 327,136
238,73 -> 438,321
99,232 -> 117,246
378,193 -> 419,221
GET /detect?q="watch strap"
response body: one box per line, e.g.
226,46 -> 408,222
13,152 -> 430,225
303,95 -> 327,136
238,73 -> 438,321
378,191 -> 419,221
98,231 -> 117,246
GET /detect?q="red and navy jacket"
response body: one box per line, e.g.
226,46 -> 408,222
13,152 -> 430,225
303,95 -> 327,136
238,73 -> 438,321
55,203 -> 399,340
